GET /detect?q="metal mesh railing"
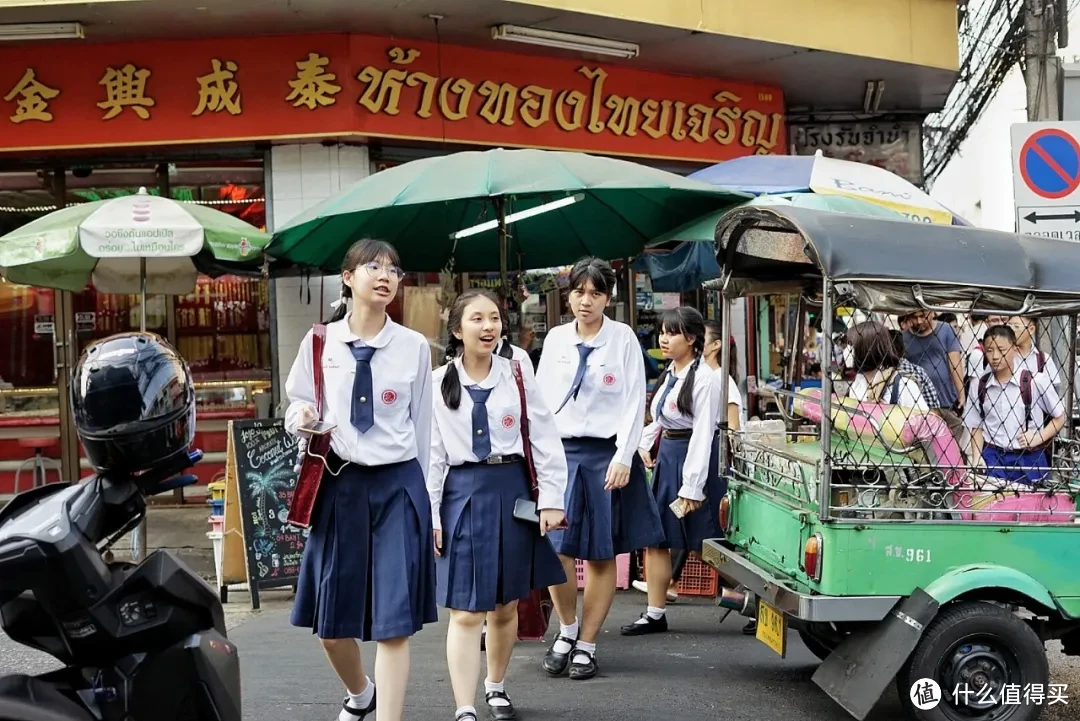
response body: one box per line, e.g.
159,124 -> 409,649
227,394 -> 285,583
728,307 -> 1080,525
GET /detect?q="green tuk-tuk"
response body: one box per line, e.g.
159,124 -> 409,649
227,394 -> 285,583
701,205 -> 1080,721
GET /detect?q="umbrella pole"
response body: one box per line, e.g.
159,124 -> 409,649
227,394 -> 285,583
495,197 -> 509,307
132,257 -> 148,562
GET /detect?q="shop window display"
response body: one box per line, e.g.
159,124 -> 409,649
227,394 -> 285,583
0,161 -> 269,492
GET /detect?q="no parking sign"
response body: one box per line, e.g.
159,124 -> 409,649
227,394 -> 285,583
1012,122 -> 1080,241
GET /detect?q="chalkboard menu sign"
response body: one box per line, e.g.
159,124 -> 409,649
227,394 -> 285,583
229,418 -> 308,608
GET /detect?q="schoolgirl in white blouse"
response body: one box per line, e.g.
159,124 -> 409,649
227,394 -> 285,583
623,306 -> 720,637
284,238 -> 438,721
428,289 -> 567,721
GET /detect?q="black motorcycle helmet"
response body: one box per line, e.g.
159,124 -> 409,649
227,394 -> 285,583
70,332 -> 196,476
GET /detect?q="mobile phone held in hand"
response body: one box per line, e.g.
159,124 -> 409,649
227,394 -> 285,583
669,498 -> 687,519
513,498 -> 541,524
300,420 -> 336,436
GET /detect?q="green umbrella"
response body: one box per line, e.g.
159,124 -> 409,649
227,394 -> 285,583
267,148 -> 749,281
0,187 -> 270,295
649,191 -> 907,246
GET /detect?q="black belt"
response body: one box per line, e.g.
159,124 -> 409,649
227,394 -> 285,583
464,454 -> 524,466
662,429 -> 694,440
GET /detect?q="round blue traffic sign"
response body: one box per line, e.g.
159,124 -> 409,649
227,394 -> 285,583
1019,128 -> 1080,199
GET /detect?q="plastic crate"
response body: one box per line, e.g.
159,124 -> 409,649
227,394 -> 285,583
574,554 -> 630,590
642,555 -> 718,597
207,481 -> 225,502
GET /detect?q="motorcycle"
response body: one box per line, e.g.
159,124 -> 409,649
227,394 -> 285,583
0,448 -> 241,721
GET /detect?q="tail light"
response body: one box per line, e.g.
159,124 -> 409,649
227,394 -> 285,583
804,533 -> 823,582
719,495 -> 731,533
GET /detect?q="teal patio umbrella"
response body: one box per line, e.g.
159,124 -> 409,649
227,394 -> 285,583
267,148 -> 749,287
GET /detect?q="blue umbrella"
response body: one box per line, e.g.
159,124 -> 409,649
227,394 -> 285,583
689,151 -> 970,226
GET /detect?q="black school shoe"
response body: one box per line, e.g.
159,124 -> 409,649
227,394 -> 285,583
619,613 -> 668,636
568,649 -> 598,680
485,691 -> 517,720
340,688 -> 376,719
541,634 -> 576,675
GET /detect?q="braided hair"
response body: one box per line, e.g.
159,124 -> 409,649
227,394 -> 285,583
654,306 -> 706,417
440,288 -> 504,410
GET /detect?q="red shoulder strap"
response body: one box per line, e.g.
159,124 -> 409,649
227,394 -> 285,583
1019,369 -> 1034,429
510,360 -> 538,496
977,372 -> 992,418
311,324 -> 327,417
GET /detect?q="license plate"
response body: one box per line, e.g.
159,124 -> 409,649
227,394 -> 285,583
755,600 -> 788,657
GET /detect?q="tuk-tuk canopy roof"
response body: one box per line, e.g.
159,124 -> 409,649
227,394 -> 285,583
707,205 -> 1080,314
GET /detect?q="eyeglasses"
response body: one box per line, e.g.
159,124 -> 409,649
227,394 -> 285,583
360,261 -> 404,280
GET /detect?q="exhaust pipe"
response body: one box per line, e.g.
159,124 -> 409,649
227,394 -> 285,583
716,585 -> 756,617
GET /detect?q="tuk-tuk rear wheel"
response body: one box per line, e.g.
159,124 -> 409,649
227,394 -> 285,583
897,601 -> 1048,721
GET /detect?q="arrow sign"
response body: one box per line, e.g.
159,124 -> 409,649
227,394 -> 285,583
1023,210 -> 1080,224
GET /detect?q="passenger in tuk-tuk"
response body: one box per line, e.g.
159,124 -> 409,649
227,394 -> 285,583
963,324 -> 1065,486
846,321 -> 930,412
1006,315 -> 1062,388
898,310 -> 966,440
623,307 -> 720,637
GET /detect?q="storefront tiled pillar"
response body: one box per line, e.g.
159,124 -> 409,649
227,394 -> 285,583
267,143 -> 370,413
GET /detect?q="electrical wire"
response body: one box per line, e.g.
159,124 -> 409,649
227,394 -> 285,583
923,0 -> 1027,186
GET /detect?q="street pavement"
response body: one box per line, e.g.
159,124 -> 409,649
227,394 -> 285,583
1,592 -> 1075,720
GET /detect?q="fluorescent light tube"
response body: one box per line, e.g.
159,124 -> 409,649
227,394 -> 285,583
491,24 -> 639,59
0,22 -> 85,41
451,193 -> 586,240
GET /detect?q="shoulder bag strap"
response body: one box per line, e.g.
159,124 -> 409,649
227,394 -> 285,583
312,324 -> 327,418
510,360 -> 539,498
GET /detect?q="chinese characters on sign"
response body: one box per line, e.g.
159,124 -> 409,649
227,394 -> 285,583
193,59 -> 242,116
287,52 -> 341,109
98,64 -> 154,120
0,33 -> 785,162
4,68 -> 59,123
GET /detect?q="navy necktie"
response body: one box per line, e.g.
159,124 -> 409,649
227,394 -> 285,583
466,385 -> 493,459
555,343 -> 595,413
655,373 -> 679,421
350,344 -> 377,433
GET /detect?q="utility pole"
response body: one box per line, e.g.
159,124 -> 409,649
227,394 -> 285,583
1022,0 -> 1070,404
1023,0 -> 1064,122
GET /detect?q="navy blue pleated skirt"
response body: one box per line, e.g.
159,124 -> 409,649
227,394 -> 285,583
652,433 -> 723,551
545,437 -> 665,561
437,460 -> 565,612
290,454 -> 438,642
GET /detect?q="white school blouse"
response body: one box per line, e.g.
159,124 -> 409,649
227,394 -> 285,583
536,317 -> 647,469
640,362 -> 720,502
428,355 -> 568,530
284,314 -> 433,477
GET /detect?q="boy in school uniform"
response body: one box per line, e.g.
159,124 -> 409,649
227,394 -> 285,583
962,325 -> 1066,485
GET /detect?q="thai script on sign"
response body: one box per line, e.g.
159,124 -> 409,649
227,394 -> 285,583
356,48 -> 783,154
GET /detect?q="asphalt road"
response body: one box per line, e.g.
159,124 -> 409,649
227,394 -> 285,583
1,593 -> 1075,721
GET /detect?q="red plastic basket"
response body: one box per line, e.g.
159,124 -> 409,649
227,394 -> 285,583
574,555 -> 630,590
641,555 -> 718,597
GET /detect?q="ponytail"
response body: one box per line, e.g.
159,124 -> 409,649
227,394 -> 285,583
497,337 -> 514,360
440,336 -> 464,410
326,282 -> 351,324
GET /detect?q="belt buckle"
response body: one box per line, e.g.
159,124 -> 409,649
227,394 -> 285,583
485,454 -> 515,465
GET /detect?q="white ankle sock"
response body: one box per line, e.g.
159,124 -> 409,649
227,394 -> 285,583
552,619 -> 578,654
455,705 -> 477,720
571,639 -> 596,665
485,679 -> 510,707
339,676 -> 374,720
635,606 -> 666,624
